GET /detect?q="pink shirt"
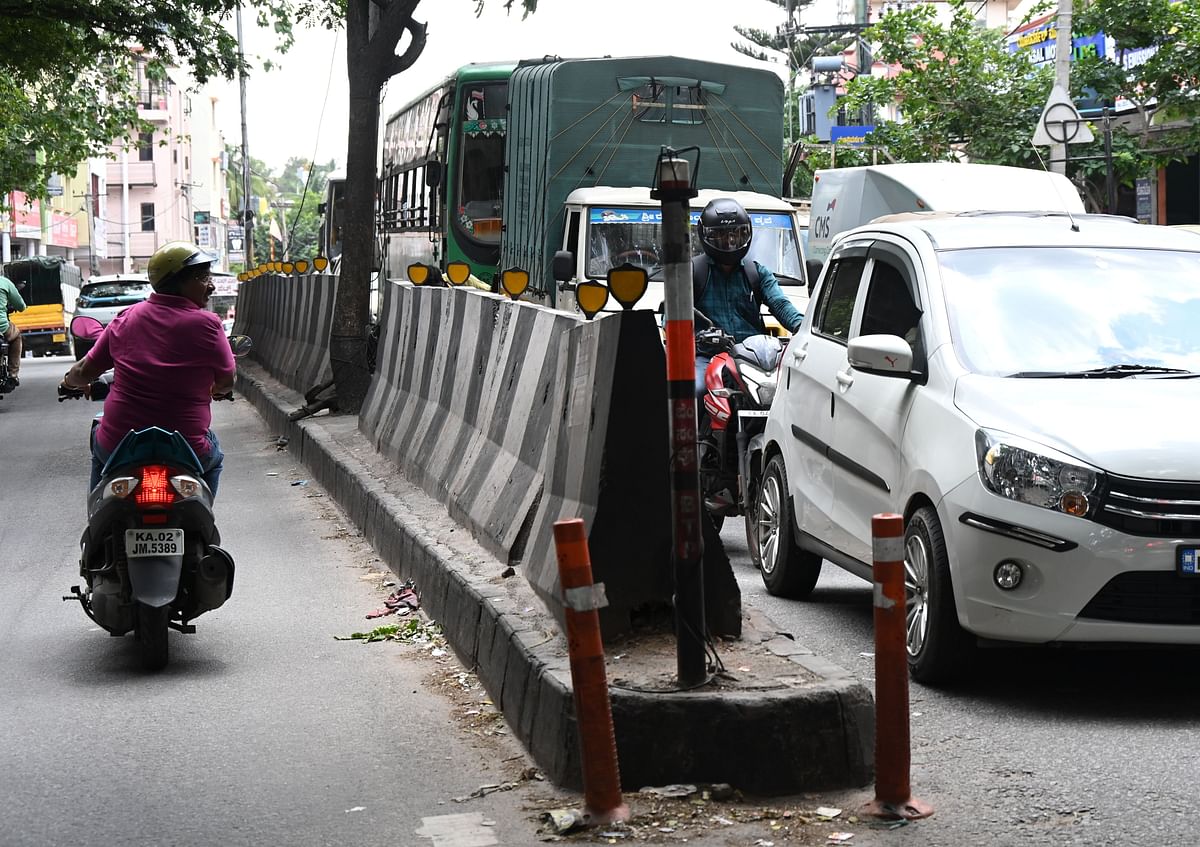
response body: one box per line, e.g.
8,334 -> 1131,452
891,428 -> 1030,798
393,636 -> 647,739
87,293 -> 235,457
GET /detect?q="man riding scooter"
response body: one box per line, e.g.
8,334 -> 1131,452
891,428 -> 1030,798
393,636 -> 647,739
60,241 -> 235,495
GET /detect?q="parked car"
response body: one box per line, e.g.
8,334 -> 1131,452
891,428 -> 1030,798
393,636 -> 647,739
750,211 -> 1200,684
71,273 -> 152,358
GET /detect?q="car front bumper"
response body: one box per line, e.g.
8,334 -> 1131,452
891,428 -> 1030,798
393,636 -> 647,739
940,475 -> 1200,645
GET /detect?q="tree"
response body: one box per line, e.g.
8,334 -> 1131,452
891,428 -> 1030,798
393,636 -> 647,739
332,0 -> 537,413
1073,0 -> 1200,169
731,0 -> 852,144
840,0 -> 1055,165
836,0 -> 1200,209
0,1 -> 336,203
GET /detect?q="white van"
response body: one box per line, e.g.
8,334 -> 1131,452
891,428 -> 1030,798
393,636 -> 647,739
807,162 -> 1086,264
553,186 -> 810,327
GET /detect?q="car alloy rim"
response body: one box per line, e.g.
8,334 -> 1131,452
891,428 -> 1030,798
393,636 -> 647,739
904,533 -> 930,657
757,473 -> 782,574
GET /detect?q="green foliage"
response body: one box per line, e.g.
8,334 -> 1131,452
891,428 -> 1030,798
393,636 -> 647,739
225,146 -> 336,264
842,0 -> 1054,165
831,0 -> 1200,203
0,0 -> 336,201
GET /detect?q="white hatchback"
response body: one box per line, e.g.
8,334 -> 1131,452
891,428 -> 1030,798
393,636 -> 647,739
752,211 -> 1200,683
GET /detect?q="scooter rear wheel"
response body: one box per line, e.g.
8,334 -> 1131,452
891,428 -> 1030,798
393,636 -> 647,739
136,602 -> 170,671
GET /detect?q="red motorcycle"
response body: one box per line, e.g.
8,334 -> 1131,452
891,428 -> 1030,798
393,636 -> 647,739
695,313 -> 786,533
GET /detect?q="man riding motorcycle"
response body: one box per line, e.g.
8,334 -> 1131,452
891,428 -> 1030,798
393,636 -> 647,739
692,197 -> 803,398
60,241 -> 235,495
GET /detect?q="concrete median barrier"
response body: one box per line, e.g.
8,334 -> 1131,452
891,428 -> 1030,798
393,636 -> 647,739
233,272 -> 336,395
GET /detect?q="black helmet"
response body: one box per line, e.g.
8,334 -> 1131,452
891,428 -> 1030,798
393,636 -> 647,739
698,198 -> 752,265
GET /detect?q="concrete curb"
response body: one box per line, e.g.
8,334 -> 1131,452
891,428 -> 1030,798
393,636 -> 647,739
236,362 -> 874,794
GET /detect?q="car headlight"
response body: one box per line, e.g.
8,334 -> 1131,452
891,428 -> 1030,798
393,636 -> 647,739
975,429 -> 1103,518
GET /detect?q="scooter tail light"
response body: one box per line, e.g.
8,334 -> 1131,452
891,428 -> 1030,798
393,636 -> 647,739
134,465 -> 176,507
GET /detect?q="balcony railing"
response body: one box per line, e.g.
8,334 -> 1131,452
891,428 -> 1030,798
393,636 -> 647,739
105,161 -> 156,187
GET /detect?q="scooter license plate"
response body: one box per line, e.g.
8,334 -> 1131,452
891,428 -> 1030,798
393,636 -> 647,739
125,528 -> 184,558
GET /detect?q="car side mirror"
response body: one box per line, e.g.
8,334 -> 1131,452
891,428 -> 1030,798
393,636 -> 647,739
805,259 -> 824,296
552,250 -> 575,283
847,334 -> 916,379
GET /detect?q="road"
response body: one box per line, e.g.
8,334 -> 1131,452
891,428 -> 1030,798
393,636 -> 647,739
721,520 -> 1200,846
0,356 -> 557,847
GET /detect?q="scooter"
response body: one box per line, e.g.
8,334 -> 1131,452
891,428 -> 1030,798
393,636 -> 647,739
60,314 -> 253,670
695,311 -> 785,533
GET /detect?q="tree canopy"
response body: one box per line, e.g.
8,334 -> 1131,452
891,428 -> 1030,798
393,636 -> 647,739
0,0 -> 338,202
835,0 -> 1200,207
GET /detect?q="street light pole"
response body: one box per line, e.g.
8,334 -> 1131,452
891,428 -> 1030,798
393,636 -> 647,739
1051,0 -> 1073,175
235,4 -> 255,265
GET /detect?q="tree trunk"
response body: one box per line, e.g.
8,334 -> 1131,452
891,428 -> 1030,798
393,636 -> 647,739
330,0 -> 426,414
328,0 -> 379,414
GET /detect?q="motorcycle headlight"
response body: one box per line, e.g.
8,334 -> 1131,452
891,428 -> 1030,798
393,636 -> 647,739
740,371 -> 767,406
975,429 -> 1102,518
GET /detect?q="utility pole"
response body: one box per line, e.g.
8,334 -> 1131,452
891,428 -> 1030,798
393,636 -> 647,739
1051,0 -> 1073,175
236,5 -> 254,265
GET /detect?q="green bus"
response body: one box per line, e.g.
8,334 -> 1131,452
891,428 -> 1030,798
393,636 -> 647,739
380,61 -> 516,288
379,56 -> 787,303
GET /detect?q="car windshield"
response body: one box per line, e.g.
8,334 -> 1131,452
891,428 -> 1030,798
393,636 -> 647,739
584,208 -> 804,284
81,281 -> 151,303
940,247 -> 1200,376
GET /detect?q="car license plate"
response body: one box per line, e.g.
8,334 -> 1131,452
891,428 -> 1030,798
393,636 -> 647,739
125,528 -> 184,558
52,333 -> 66,342
1177,545 -> 1200,577
738,410 -> 769,420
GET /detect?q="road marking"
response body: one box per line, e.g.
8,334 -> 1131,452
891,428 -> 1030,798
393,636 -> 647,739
415,812 -> 499,846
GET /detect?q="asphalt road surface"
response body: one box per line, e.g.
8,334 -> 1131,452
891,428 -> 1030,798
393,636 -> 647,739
0,356 -> 555,847
721,517 -> 1200,846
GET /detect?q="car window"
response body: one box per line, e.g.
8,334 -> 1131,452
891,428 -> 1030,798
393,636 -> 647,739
859,257 -> 924,367
813,256 -> 866,342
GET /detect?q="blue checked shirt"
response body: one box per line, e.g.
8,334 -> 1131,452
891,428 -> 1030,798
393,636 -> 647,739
695,259 -> 804,342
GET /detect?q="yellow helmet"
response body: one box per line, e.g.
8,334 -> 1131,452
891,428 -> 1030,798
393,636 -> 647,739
148,241 -> 214,289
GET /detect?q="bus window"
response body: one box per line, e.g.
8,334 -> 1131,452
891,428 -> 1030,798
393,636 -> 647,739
457,83 -> 506,245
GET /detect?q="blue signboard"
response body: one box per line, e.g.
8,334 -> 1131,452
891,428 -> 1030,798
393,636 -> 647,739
589,209 -> 793,230
830,125 -> 876,146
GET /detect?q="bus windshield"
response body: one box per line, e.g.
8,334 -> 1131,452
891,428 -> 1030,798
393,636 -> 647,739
457,83 -> 507,244
584,209 -> 804,284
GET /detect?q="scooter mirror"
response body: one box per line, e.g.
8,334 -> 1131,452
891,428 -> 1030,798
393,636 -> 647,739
228,335 -> 254,358
70,314 -> 104,341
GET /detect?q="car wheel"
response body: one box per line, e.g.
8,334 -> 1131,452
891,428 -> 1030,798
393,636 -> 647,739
904,506 -> 972,684
755,454 -> 821,598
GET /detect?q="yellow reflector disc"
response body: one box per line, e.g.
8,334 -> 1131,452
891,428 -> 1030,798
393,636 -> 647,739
446,261 -> 471,285
607,263 -> 649,308
283,262 -> 294,273
294,260 -> 310,274
576,280 -> 609,319
313,256 -> 329,272
407,264 -> 430,285
500,267 -> 529,298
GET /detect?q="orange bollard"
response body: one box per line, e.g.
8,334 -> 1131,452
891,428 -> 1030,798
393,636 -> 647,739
553,518 -> 630,825
863,513 -> 934,821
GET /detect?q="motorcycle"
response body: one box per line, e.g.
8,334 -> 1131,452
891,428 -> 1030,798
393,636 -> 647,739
695,311 -> 786,536
60,314 -> 253,670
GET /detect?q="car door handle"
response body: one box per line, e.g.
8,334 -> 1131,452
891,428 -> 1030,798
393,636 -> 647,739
790,343 -> 808,363
836,369 -> 854,388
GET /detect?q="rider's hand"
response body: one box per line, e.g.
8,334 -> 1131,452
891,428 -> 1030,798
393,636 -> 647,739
57,381 -> 86,401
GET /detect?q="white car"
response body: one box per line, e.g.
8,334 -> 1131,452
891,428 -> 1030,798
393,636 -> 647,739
751,211 -> 1200,683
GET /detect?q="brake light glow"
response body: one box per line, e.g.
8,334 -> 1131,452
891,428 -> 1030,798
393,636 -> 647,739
134,465 -> 176,507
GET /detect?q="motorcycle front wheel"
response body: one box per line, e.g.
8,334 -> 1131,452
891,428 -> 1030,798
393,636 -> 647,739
136,602 -> 170,671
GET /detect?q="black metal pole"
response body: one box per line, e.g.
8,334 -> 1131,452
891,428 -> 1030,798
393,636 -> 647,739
1103,105 -> 1116,214
652,151 -> 706,687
